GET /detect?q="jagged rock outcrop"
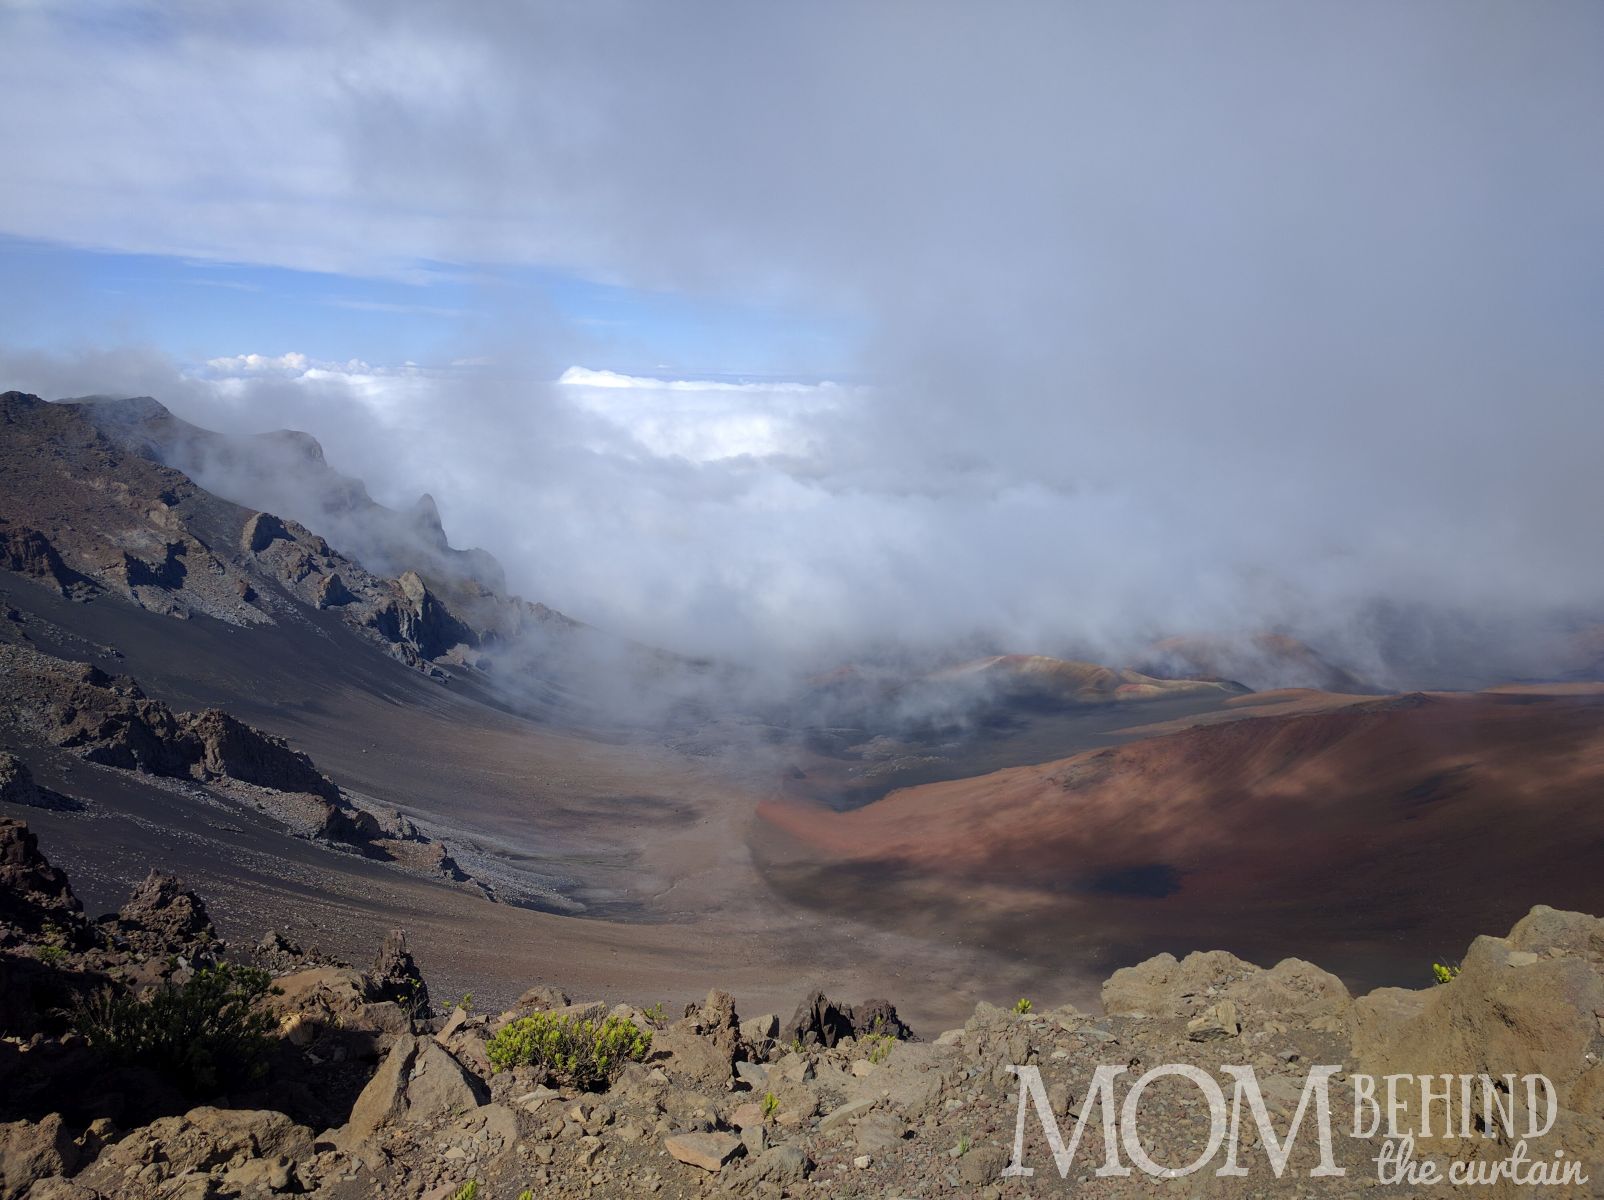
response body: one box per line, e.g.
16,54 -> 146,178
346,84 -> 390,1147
102,870 -> 218,963
182,708 -> 340,802
239,510 -> 292,555
0,755 -> 40,810
0,818 -> 83,944
0,646 -> 489,893
0,524 -> 87,598
2,642 -> 348,820
371,569 -> 480,661
782,990 -> 914,1048
365,928 -> 431,1017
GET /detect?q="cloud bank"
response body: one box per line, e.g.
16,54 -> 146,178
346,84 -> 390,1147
2,2 -> 1602,683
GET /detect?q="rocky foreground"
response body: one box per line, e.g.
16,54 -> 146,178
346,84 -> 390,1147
2,817 -> 1602,1199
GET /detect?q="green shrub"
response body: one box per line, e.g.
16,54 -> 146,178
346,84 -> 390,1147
641,1002 -> 668,1028
448,1183 -> 478,1200
485,1011 -> 651,1090
862,1031 -> 895,1064
1013,997 -> 1033,1015
1431,961 -> 1461,985
71,962 -> 279,1095
761,1091 -> 780,1121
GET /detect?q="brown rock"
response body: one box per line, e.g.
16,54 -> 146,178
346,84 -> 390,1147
341,1033 -> 484,1148
365,928 -> 430,1017
0,1112 -> 79,1200
663,1130 -> 742,1172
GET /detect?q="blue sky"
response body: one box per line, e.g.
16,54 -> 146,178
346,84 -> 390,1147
0,235 -> 855,382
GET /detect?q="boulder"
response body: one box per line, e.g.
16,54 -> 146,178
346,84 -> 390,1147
730,1143 -> 813,1186
340,1033 -> 484,1148
1351,906 -> 1604,1160
653,1024 -> 735,1090
73,1107 -> 311,1195
0,1113 -> 78,1200
1185,999 -> 1241,1041
663,1130 -> 742,1172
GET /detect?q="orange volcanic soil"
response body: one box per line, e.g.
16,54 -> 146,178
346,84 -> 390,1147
755,689 -> 1604,986
925,653 -> 1237,702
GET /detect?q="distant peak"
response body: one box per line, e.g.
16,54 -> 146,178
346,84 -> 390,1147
408,493 -> 448,548
66,394 -> 175,423
253,428 -> 328,465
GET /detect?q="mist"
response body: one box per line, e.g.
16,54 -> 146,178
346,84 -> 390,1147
3,1 -> 1602,686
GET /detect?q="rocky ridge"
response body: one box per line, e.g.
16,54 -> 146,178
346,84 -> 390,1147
0,641 -> 474,887
1,821 -> 1601,1199
0,391 -> 557,678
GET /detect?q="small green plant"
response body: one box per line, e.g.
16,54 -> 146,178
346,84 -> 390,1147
455,992 -> 474,1012
517,1190 -> 534,1200
790,1034 -> 805,1055
1431,961 -> 1461,985
641,1002 -> 668,1027
862,1031 -> 896,1064
34,944 -> 68,966
397,977 -> 430,1021
447,1183 -> 479,1200
761,1090 -> 780,1121
71,962 -> 279,1095
1013,997 -> 1033,1015
957,1134 -> 972,1156
485,1011 -> 651,1090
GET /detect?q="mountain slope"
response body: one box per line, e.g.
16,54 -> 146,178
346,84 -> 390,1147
757,687 -> 1604,987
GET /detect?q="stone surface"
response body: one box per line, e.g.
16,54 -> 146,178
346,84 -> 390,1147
663,1131 -> 742,1172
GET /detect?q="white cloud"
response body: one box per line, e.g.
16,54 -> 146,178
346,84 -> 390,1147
557,367 -> 852,462
205,352 -> 311,373
3,3 -> 1603,679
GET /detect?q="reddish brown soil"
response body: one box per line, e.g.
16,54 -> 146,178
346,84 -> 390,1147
756,690 -> 1604,993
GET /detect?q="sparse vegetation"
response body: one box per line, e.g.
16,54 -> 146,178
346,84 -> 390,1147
396,977 -> 430,1021
862,1030 -> 896,1064
447,1183 -> 479,1200
455,992 -> 474,1012
1013,997 -> 1033,1015
761,1090 -> 780,1121
71,962 -> 279,1095
641,1001 -> 668,1027
485,1011 -> 651,1089
517,1190 -> 534,1200
34,943 -> 67,966
958,1134 -> 972,1156
1432,961 -> 1462,985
